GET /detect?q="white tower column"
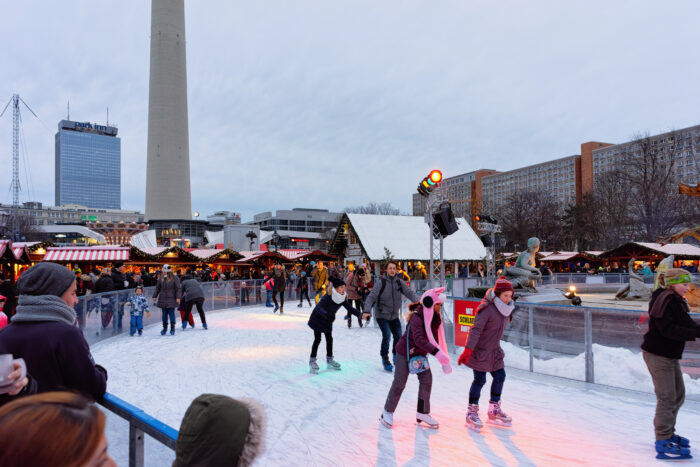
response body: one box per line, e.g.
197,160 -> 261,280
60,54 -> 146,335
145,0 -> 192,220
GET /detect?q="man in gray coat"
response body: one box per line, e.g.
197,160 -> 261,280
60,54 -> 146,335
364,261 -> 420,371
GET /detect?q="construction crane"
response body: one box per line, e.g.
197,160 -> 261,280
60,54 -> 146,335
0,94 -> 40,241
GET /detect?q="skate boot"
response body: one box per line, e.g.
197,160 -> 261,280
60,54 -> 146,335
466,404 -> 483,432
382,357 -> 393,372
202,323 -> 208,330
655,438 -> 692,460
416,413 -> 439,429
273,305 -> 279,313
298,302 -> 303,308
190,322 -> 195,328
672,434 -> 691,448
160,326 -> 167,336
138,330 -> 142,336
182,321 -> 187,330
487,400 -> 512,427
308,301 -> 312,307
379,410 -> 393,428
309,358 -> 320,374
279,306 -> 283,314
170,324 -> 175,336
326,356 -> 341,370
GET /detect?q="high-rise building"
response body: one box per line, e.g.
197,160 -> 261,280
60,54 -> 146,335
145,0 -> 192,221
55,119 -> 120,209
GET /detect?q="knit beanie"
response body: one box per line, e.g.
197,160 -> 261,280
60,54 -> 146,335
661,268 -> 693,288
493,276 -> 514,296
174,394 -> 265,467
331,277 -> 345,289
17,262 -> 76,297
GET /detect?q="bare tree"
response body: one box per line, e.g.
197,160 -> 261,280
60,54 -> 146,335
344,202 -> 405,215
618,131 -> 700,241
0,210 -> 41,241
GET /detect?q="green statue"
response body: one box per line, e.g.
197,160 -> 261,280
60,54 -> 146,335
505,237 -> 542,292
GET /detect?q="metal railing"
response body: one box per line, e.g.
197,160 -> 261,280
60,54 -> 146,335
448,297 -> 700,400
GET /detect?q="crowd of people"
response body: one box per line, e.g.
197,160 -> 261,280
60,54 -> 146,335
0,255 -> 698,463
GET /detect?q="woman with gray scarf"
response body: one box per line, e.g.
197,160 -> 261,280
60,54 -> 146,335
0,263 -> 107,407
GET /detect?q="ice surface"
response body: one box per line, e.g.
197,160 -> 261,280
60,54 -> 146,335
93,306 -> 700,466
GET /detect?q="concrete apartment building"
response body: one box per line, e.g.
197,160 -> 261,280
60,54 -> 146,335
412,170 -> 498,223
1,201 -> 143,226
249,208 -> 342,250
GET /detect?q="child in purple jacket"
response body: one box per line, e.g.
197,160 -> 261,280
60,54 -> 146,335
380,287 -> 452,429
459,276 -> 514,431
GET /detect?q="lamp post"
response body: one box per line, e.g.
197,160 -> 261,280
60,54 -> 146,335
272,230 -> 280,252
245,231 -> 257,251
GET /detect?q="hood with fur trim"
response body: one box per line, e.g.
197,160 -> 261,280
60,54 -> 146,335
419,287 -> 449,357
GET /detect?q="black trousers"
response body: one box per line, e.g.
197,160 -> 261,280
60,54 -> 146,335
311,330 -> 333,358
273,289 -> 285,308
184,297 -> 206,324
299,288 -> 311,304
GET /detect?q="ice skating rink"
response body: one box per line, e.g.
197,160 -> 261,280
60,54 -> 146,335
93,306 -> 700,466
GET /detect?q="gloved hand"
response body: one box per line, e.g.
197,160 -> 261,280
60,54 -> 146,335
442,364 -> 453,375
435,350 -> 450,366
458,347 -> 472,366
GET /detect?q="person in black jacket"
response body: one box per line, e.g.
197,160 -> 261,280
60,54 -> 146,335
0,263 -> 107,407
94,268 -> 115,329
641,268 -> 700,460
307,278 -> 369,374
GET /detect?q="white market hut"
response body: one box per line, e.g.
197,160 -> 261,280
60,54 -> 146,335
329,213 -> 487,274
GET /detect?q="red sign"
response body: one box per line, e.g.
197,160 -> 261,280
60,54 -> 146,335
453,299 -> 480,347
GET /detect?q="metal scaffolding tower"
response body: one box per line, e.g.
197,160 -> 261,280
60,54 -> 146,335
11,95 -> 20,240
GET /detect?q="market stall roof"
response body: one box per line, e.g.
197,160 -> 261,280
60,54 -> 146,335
187,248 -> 243,263
11,244 -> 30,263
540,251 -> 602,262
0,240 -> 17,263
235,250 -> 290,264
283,249 -> 337,262
43,246 -> 130,262
599,242 -> 700,261
329,213 -> 487,261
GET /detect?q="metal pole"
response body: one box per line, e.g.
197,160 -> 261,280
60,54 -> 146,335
428,200 -> 435,288
129,424 -> 145,467
584,309 -> 594,383
225,281 -> 229,308
528,306 -> 534,372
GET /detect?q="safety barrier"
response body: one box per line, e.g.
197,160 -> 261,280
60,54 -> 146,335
448,297 -> 700,401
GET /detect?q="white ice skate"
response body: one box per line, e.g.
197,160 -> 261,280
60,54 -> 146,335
379,411 -> 393,428
309,358 -> 319,374
487,400 -> 512,427
416,412 -> 439,429
326,356 -> 341,371
465,404 -> 483,432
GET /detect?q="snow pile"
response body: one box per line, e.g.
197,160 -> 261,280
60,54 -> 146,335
93,306 -> 700,466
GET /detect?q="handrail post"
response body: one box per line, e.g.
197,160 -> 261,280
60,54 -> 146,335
225,281 -> 229,309
584,309 -> 595,383
528,305 -> 534,372
129,423 -> 145,467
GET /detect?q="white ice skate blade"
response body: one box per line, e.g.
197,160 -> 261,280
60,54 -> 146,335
486,419 -> 512,428
379,415 -> 392,429
465,422 -> 482,432
416,420 -> 439,429
327,365 -> 341,371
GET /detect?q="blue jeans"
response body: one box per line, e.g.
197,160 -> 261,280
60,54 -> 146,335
161,307 -> 176,328
376,317 -> 402,359
130,315 -> 143,335
469,368 -> 506,404
266,290 -> 273,307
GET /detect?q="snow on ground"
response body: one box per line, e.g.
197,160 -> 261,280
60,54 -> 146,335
93,306 -> 700,466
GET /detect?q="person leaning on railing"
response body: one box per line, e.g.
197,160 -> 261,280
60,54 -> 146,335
0,263 -> 108,407
0,391 -> 116,467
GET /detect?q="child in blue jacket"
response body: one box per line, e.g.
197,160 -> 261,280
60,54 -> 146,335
127,286 -> 150,336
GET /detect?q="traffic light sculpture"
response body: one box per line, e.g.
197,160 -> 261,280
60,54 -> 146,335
417,170 -> 443,197
475,213 -> 498,224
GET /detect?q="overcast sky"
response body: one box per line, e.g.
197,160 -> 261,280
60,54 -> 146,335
1,0 -> 699,221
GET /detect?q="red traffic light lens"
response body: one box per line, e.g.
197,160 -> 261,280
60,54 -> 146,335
429,170 -> 442,183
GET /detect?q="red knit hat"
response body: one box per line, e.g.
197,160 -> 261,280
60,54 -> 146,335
493,276 -> 514,295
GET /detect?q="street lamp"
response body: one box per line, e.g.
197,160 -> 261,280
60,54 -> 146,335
271,230 -> 280,252
245,231 -> 258,251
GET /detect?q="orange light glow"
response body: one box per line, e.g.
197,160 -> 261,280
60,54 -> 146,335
429,170 -> 442,183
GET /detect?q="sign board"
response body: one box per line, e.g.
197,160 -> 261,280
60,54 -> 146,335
453,299 -> 480,347
346,243 -> 362,257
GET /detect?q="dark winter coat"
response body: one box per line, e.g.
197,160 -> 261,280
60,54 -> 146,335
364,275 -> 420,321
465,301 -> 508,372
94,275 -> 115,293
296,276 -> 308,291
642,288 -> 700,360
308,295 -> 360,333
396,306 -> 442,358
0,321 -> 107,406
0,280 -> 18,317
344,271 -> 362,301
271,269 -> 287,292
154,276 -> 182,308
181,279 -> 205,302
111,269 -> 127,290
